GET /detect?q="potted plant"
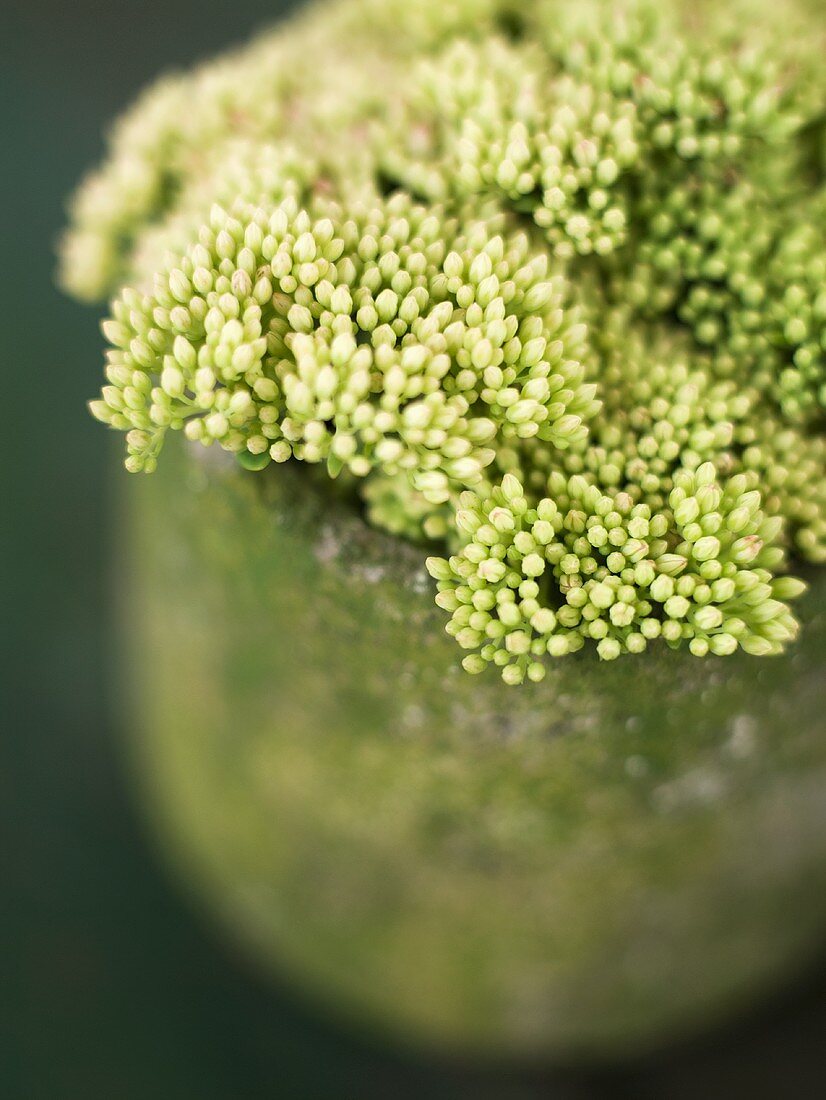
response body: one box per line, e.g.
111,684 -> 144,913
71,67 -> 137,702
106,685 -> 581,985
64,0 -> 826,1058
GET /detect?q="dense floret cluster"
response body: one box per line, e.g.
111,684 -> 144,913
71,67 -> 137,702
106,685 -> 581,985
63,0 -> 825,679
427,465 -> 802,682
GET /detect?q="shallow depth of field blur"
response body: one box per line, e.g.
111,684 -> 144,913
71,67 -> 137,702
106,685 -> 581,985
5,0 -> 826,1096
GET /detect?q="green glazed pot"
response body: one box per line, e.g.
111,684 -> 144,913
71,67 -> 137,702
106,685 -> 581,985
123,441 -> 826,1060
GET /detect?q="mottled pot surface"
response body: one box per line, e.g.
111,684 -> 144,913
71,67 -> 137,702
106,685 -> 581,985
123,442 -> 826,1059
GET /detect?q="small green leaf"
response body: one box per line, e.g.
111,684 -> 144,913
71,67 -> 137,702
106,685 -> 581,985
237,450 -> 271,472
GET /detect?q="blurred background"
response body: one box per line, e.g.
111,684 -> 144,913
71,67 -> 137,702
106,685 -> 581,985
3,0 -> 826,1095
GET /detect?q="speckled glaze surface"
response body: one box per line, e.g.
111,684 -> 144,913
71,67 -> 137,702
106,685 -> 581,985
123,442 -> 826,1059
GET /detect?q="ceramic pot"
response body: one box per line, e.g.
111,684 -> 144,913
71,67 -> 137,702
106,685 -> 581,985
121,441 -> 826,1059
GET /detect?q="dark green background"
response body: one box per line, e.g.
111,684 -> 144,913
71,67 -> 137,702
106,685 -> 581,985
3,1 -> 825,1095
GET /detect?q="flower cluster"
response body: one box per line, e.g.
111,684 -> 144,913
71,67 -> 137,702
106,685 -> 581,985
89,191 -> 597,505
380,37 -> 640,259
65,0 -> 825,679
427,465 -> 803,683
